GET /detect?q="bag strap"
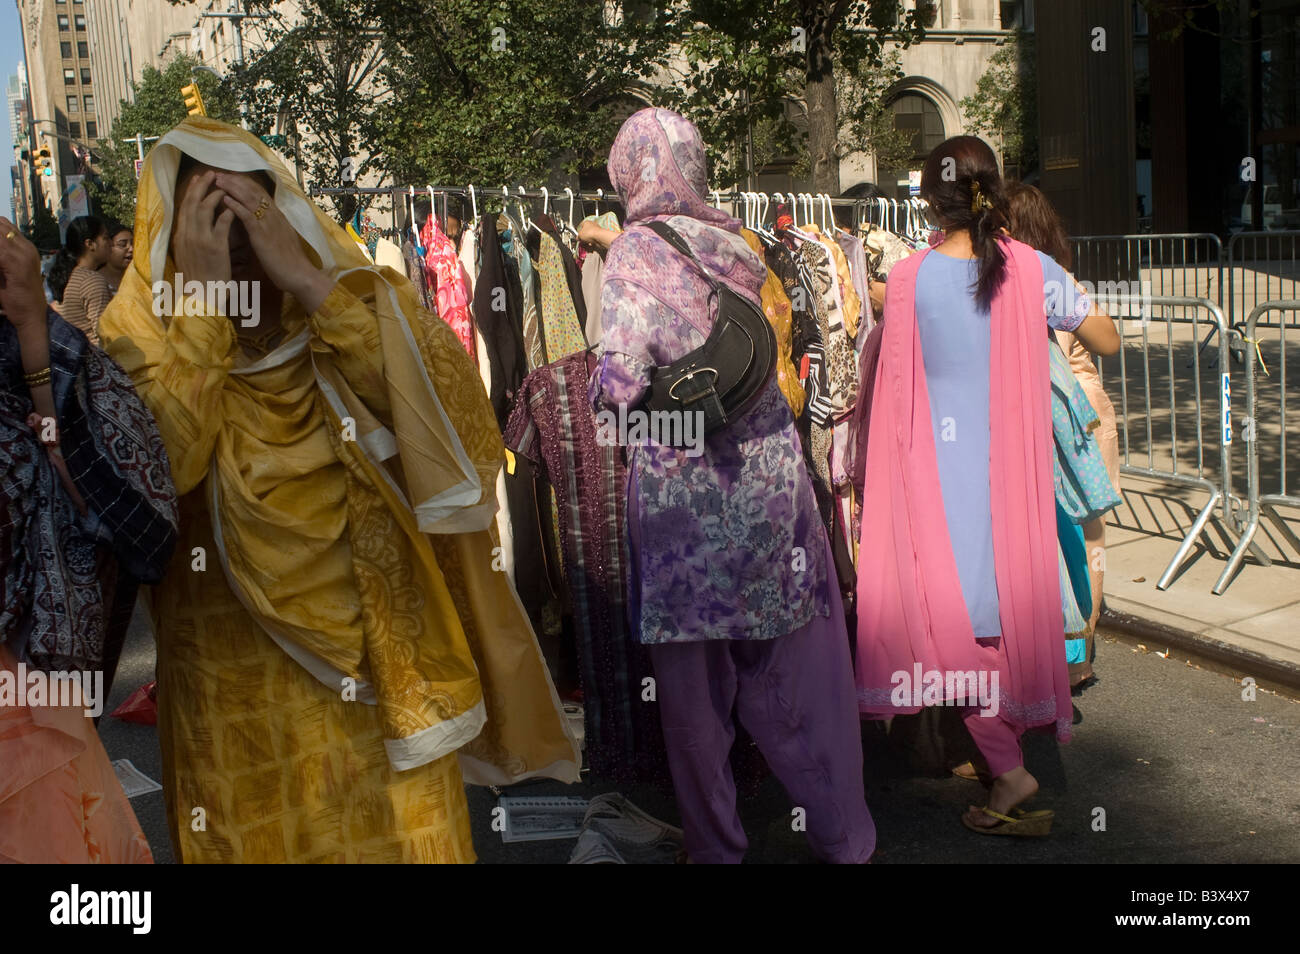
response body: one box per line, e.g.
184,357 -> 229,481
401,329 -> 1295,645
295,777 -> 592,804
644,220 -> 721,291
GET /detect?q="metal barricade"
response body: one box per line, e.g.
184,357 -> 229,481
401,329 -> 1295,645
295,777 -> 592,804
1225,233 -> 1300,332
1095,292 -> 1242,589
1071,233 -> 1224,364
1214,301 -> 1300,594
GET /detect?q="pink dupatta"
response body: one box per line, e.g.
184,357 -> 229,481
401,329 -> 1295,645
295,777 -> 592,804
855,237 -> 1072,741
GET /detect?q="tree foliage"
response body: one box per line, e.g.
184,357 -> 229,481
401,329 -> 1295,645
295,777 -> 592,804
371,1 -> 678,192
959,30 -> 1036,180
90,55 -> 241,225
22,203 -> 61,253
837,47 -> 914,178
231,0 -> 390,223
666,0 -> 923,191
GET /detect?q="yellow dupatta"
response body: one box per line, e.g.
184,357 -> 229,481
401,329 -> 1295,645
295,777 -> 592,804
100,118 -> 578,784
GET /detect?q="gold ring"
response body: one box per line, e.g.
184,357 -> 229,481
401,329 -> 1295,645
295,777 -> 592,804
254,198 -> 270,220
4,232 -> 15,240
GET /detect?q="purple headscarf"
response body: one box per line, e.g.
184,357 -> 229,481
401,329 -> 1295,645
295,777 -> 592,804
604,109 -> 765,334
609,108 -> 739,230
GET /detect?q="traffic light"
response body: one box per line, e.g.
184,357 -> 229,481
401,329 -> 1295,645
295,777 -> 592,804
180,82 -> 206,117
35,137 -> 53,177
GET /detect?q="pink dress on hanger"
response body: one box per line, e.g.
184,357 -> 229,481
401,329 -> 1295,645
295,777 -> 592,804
420,215 -> 477,362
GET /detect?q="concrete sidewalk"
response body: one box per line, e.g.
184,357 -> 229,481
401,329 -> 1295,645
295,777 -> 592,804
1101,474 -> 1300,686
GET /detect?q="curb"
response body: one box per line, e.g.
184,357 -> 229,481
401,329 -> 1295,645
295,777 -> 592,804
1101,606 -> 1300,695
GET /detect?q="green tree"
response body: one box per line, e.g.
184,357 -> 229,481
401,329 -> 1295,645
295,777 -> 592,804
837,47 -> 915,180
373,1 -> 677,193
90,54 -> 241,225
22,203 -> 61,253
959,30 -> 1036,181
668,0 -> 923,192
230,0 -> 389,224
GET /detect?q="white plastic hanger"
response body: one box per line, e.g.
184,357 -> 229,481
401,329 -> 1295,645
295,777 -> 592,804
468,184 -> 478,227
757,192 -> 775,239
408,186 -> 421,250
564,186 -> 576,231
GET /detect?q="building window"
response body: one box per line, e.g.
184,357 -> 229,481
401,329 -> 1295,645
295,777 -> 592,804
67,95 -> 78,113
57,14 -> 69,30
63,68 -> 75,85
80,68 -> 91,84
78,41 -> 88,57
69,122 -> 81,139
83,94 -> 93,113
56,0 -> 66,4
85,121 -> 97,139
881,92 -> 947,199
61,41 -> 72,58
74,14 -> 86,30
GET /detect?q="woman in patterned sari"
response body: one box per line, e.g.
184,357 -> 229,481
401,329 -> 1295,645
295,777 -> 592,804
100,118 -> 578,863
0,217 -> 175,863
590,108 -> 874,864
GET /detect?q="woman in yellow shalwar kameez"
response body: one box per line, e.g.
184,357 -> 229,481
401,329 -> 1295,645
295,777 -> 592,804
100,118 -> 578,864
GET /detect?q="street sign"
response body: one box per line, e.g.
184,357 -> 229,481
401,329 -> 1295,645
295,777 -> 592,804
134,158 -> 144,179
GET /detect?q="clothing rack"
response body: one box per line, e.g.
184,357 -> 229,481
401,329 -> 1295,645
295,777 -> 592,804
309,183 -> 930,243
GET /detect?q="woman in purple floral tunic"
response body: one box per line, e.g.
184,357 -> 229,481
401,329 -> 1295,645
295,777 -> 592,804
589,108 -> 875,863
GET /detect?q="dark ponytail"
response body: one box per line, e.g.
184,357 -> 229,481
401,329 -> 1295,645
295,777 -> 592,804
46,214 -> 107,302
920,135 -> 1009,310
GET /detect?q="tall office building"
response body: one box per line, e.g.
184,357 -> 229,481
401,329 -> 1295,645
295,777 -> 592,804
16,0 -> 102,212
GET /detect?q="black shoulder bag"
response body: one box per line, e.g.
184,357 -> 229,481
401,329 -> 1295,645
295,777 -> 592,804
639,221 -> 776,434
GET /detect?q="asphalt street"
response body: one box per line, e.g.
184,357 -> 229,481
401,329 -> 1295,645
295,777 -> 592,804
99,601 -> 1300,864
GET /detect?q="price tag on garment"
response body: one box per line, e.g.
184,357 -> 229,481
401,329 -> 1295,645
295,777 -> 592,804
504,448 -> 516,475
799,354 -> 811,383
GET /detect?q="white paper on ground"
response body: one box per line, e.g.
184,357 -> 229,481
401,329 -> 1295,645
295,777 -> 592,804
112,759 -> 163,798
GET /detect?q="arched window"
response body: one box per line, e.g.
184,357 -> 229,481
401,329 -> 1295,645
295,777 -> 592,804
881,92 -> 945,200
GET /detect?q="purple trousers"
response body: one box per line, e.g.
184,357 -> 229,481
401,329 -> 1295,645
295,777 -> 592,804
647,576 -> 876,864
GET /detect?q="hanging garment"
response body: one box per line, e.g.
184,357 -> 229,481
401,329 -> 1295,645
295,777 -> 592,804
740,228 -> 803,417
806,224 -> 862,340
346,218 -> 374,263
855,239 -> 1079,743
538,213 -> 588,334
504,350 -> 668,782
536,230 -> 588,362
375,237 -> 405,275
862,223 -> 914,281
476,218 -> 527,430
420,213 -> 477,362
402,237 -> 435,312
580,213 -> 621,343
797,240 -> 858,421
765,239 -> 831,529
458,221 -> 480,299
581,250 -> 607,344
100,117 -> 579,862
835,229 -> 873,333
500,214 -> 545,371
